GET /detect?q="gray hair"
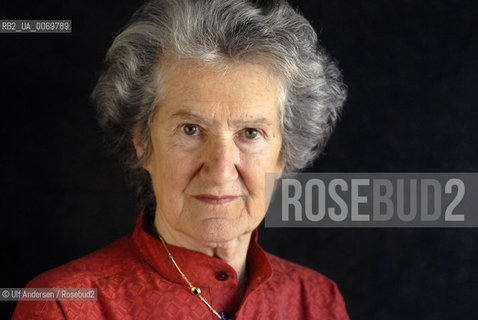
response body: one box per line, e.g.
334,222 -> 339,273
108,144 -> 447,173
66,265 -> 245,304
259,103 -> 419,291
92,0 -> 346,208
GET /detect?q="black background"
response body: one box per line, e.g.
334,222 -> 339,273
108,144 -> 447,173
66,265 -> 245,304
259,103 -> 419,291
1,0 -> 477,319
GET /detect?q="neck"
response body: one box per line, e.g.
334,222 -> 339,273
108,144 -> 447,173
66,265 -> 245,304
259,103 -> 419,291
154,215 -> 251,290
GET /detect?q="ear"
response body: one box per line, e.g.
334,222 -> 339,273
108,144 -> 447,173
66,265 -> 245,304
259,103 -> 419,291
275,151 -> 286,177
277,158 -> 286,176
133,136 -> 151,173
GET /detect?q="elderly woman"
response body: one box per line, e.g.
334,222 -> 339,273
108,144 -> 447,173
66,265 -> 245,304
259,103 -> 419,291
13,0 -> 348,319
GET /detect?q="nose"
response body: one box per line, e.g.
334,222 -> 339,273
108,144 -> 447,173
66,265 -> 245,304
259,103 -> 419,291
199,135 -> 239,185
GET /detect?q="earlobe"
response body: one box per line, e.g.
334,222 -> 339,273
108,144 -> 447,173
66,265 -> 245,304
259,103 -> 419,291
276,164 -> 285,177
133,136 -> 151,172
133,136 -> 144,159
276,155 -> 286,176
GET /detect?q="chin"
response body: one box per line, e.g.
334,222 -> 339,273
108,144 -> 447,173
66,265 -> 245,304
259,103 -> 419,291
193,219 -> 250,243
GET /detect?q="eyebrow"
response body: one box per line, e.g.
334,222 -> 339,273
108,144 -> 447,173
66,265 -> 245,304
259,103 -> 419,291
169,111 -> 274,127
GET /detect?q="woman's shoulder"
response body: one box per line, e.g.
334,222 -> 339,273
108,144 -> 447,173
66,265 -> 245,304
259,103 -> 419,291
266,252 -> 331,281
25,234 -> 139,289
265,252 -> 343,297
263,252 -> 349,318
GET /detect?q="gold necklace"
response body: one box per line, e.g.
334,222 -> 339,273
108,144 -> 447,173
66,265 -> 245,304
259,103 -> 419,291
158,235 -> 224,319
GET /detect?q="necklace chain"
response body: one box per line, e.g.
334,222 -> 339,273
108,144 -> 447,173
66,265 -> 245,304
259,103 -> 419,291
158,235 -> 224,319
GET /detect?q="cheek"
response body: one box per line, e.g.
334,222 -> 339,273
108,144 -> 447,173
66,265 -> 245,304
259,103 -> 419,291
241,142 -> 282,201
158,153 -> 198,193
241,155 -> 273,196
148,138 -> 200,201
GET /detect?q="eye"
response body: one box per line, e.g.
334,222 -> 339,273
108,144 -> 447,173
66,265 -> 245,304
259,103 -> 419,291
182,124 -> 199,136
243,128 -> 259,139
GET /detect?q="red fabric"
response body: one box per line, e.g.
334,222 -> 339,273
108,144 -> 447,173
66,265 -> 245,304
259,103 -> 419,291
13,211 -> 349,319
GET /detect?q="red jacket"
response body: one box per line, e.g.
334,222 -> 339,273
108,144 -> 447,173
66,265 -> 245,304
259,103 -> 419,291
13,211 -> 349,319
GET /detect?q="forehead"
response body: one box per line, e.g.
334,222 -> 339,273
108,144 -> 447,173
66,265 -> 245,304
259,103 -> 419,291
156,59 -> 282,121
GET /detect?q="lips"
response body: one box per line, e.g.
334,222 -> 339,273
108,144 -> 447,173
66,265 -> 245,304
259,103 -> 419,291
192,194 -> 239,205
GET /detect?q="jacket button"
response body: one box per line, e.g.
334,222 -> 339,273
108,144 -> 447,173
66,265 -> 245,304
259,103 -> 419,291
220,311 -> 231,320
216,270 -> 229,281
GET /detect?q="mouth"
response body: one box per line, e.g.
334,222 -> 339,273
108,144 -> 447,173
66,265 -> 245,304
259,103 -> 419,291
192,194 -> 239,205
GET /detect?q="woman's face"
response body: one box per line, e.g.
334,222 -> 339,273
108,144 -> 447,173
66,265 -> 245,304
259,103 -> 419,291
141,60 -> 284,243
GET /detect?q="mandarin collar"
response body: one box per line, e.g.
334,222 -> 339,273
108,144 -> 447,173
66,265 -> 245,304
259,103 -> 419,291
132,210 -> 272,290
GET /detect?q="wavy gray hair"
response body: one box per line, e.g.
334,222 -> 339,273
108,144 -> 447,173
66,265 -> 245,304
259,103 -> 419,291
92,0 -> 346,208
